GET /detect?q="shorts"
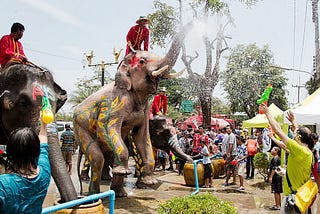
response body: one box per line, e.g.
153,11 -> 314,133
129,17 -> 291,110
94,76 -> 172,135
237,163 -> 246,177
62,151 -> 72,165
271,176 -> 283,193
225,155 -> 236,172
203,163 -> 212,179
159,157 -> 166,165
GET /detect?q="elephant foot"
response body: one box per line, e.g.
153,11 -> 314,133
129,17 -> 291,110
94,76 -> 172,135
140,175 -> 158,185
112,166 -> 131,175
111,185 -> 127,197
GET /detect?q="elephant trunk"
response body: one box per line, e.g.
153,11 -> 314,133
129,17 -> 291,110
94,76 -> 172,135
47,123 -> 78,202
168,135 -> 193,163
159,22 -> 193,71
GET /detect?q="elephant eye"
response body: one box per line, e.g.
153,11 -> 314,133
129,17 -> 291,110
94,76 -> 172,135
139,58 -> 146,65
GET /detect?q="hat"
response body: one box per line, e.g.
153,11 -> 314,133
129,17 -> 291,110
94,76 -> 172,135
243,128 -> 249,132
65,123 -> 70,129
136,16 -> 149,24
159,87 -> 166,92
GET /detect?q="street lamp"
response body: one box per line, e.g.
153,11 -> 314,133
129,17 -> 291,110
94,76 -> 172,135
82,48 -> 123,86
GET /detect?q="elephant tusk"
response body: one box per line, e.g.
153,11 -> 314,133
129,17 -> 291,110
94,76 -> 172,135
151,65 -> 169,77
163,68 -> 185,79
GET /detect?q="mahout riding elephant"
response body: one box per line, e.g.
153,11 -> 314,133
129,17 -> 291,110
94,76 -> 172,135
73,22 -> 193,197
77,115 -> 193,193
0,64 -> 78,202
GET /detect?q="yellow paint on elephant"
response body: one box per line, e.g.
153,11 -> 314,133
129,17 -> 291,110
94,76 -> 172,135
109,128 -> 115,138
98,113 -> 106,120
112,135 -> 119,145
89,119 -> 97,133
97,131 -> 105,140
111,97 -> 125,112
101,107 -> 107,112
92,174 -> 98,182
107,118 -> 118,128
116,145 -> 123,154
97,121 -> 104,128
101,95 -> 106,99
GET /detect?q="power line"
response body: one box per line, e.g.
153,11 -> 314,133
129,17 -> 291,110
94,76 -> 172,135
25,48 -> 80,62
299,0 -> 309,69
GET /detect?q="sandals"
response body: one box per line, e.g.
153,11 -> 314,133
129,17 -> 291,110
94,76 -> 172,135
269,205 -> 280,210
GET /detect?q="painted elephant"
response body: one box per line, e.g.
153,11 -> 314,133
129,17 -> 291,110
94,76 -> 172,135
73,22 -> 193,197
77,115 -> 193,193
0,64 -> 78,202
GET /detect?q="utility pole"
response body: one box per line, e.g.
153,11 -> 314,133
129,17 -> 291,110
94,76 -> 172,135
292,84 -> 305,103
312,0 -> 320,88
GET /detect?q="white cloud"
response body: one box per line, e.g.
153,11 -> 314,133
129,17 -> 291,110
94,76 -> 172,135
19,0 -> 82,28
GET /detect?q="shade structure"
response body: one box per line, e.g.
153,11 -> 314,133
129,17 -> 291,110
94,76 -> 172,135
181,115 -> 230,129
285,87 -> 320,125
242,103 -> 285,128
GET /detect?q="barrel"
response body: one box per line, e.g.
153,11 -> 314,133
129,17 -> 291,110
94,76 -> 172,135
53,197 -> 105,214
183,162 -> 204,187
211,158 -> 225,179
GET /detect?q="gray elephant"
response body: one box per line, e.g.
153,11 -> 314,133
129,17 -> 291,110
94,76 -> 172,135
0,64 -> 78,202
73,22 -> 192,197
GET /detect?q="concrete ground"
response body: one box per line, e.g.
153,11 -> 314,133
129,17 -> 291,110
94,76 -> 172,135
43,154 -> 319,214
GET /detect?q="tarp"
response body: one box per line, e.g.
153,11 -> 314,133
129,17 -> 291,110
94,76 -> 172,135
178,115 -> 230,130
285,87 -> 320,125
242,103 -> 284,128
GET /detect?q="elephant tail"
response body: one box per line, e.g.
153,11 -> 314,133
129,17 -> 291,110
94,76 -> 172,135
77,148 -> 83,194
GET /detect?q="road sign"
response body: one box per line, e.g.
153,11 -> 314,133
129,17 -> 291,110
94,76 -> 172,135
181,100 -> 193,113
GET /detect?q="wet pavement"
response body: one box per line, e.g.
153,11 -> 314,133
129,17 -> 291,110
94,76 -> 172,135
43,154 -> 319,213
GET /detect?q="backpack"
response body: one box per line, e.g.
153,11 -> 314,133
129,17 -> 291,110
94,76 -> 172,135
246,139 -> 258,156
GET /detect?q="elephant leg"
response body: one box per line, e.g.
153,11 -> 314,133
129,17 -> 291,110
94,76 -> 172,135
88,146 -> 104,194
80,158 -> 90,181
133,131 -> 157,186
110,174 -> 127,197
102,154 -> 113,180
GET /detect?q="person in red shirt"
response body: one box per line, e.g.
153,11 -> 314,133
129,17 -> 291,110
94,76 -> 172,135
192,125 -> 209,159
0,23 -> 27,70
150,87 -> 168,118
126,16 -> 149,55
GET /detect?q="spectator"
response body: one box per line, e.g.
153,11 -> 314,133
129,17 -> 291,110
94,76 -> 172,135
158,149 -> 167,171
245,135 -> 259,179
259,104 -> 314,213
235,135 -> 247,190
268,146 -> 282,211
223,125 -> 237,186
0,115 -> 50,213
313,133 -> 320,192
126,16 -> 149,55
192,125 -> 209,159
0,22 -> 28,70
194,139 -> 212,188
60,123 -> 75,175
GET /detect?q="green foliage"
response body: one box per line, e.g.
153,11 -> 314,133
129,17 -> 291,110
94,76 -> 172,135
148,0 -> 178,48
211,97 -> 231,114
253,152 -> 270,181
69,70 -> 113,106
221,44 -> 288,118
157,192 -> 237,214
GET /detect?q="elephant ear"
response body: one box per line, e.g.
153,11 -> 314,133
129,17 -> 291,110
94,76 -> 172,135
114,61 -> 132,91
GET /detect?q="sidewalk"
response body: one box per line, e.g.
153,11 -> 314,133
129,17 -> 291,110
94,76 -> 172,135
43,155 -> 285,213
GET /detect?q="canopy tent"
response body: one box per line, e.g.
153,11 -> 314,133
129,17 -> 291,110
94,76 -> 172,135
242,103 -> 288,153
285,87 -> 320,125
242,103 -> 285,128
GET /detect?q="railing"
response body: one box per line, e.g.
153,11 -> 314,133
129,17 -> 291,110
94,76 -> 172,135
191,154 -> 222,195
42,190 -> 115,214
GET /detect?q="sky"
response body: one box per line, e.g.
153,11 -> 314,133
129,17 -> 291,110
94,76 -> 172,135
0,0 -> 316,113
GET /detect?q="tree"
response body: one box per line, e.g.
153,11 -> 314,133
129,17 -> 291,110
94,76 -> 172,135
149,0 -> 258,128
221,44 -> 288,118
69,70 -> 112,106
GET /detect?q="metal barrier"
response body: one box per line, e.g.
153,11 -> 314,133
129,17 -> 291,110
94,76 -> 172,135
191,154 -> 222,195
42,190 -> 115,214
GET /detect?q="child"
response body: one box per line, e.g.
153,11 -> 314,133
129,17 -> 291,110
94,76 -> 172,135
158,149 -> 168,171
269,146 -> 282,210
196,139 -> 212,188
235,135 -> 247,190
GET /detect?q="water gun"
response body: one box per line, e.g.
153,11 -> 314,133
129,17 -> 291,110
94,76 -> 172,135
256,84 -> 273,105
41,93 -> 54,124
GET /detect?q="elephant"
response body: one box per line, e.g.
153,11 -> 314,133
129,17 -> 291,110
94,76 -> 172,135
0,64 -> 78,202
73,22 -> 193,197
77,115 -> 193,193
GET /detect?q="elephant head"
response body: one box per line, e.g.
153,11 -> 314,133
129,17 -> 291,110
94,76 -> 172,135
149,115 -> 193,163
0,64 -> 77,202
